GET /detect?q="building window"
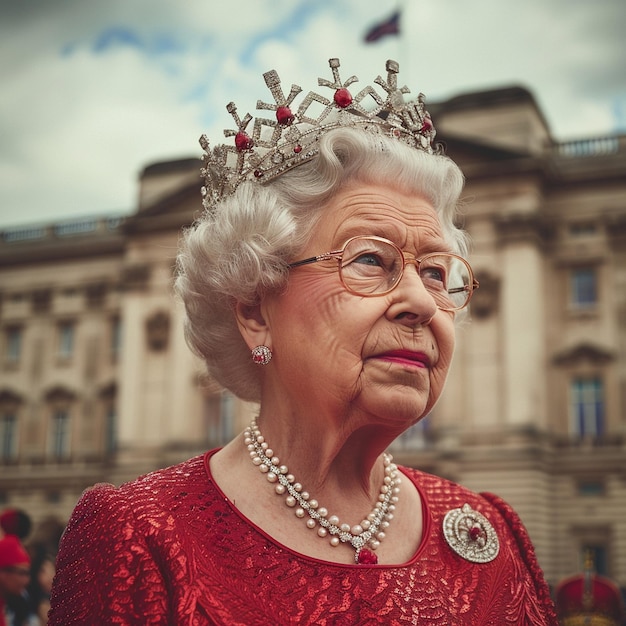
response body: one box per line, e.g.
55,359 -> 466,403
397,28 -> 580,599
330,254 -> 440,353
0,414 -> 18,461
105,405 -> 117,454
46,491 -> 62,504
204,392 -> 235,446
570,268 -> 597,309
32,289 -> 51,314
58,322 -> 75,360
4,327 -> 22,365
570,378 -> 604,437
86,283 -> 106,310
577,480 -> 604,496
111,317 -> 122,361
568,222 -> 597,237
49,410 -> 71,460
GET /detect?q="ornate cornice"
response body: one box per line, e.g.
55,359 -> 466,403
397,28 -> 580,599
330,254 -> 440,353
0,389 -> 24,406
43,385 -> 77,403
494,212 -> 554,247
552,342 -> 615,367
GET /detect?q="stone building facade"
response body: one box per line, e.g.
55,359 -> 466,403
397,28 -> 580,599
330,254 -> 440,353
1,85 -> 625,591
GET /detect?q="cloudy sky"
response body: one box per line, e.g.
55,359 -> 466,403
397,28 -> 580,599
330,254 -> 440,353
1,0 -> 624,229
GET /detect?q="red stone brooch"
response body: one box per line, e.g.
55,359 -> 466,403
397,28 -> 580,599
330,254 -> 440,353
443,503 -> 500,564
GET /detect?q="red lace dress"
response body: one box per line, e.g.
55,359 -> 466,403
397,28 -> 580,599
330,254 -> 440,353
49,450 -> 557,625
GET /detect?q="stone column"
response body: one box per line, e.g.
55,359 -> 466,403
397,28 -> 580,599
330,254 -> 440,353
496,212 -> 552,433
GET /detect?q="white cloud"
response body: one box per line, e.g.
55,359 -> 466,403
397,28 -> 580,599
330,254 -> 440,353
0,0 -> 624,228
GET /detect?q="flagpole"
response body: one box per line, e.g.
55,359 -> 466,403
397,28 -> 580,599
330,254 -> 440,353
398,0 -> 409,84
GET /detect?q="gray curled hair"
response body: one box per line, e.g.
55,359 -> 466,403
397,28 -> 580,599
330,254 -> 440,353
175,126 -> 467,401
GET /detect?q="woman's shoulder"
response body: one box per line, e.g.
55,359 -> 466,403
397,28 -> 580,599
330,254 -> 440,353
66,452 -> 213,529
117,451 -> 210,496
400,465 -> 491,509
399,464 -> 527,532
83,450 -> 205,494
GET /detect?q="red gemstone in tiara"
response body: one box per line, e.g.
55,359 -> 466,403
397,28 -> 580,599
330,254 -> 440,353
334,88 -> 353,108
235,132 -> 253,152
276,106 -> 295,125
199,58 -> 439,211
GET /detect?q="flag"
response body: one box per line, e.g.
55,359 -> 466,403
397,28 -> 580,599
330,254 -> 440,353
364,11 -> 400,43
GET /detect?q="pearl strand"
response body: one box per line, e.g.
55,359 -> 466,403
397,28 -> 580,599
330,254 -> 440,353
244,419 -> 401,564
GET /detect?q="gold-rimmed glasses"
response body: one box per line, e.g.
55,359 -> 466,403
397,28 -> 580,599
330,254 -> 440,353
288,235 -> 479,312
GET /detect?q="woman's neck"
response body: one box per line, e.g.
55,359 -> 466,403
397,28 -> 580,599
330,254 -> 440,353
253,399 -> 401,508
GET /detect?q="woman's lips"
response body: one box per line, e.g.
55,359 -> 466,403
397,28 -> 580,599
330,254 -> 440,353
372,350 -> 431,369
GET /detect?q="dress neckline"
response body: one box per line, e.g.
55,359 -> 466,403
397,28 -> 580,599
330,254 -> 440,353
202,448 -> 431,569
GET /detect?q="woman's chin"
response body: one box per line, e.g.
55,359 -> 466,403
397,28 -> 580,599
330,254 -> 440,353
356,386 -> 431,430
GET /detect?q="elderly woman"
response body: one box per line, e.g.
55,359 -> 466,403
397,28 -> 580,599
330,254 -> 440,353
49,58 -> 557,625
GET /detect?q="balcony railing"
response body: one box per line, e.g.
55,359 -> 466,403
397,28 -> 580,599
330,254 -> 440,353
554,135 -> 622,157
1,215 -> 126,245
2,225 -> 47,242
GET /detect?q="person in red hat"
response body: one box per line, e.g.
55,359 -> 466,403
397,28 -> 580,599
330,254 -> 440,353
0,511 -> 32,543
0,535 -> 31,626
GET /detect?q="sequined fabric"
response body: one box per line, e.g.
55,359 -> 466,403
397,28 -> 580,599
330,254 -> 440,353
49,451 -> 557,625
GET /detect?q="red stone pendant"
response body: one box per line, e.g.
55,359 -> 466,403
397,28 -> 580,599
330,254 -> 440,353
357,548 -> 378,565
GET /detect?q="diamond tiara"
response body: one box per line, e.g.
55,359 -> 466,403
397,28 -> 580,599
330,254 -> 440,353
199,58 -> 438,211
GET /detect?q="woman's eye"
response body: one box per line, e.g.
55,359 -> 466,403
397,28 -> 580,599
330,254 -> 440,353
353,253 -> 383,266
421,266 -> 445,283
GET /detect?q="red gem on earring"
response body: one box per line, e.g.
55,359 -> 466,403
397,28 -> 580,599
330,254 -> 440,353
276,106 -> 295,125
334,88 -> 352,108
293,145 -> 302,154
421,117 -> 433,132
251,345 -> 271,365
235,132 -> 254,151
254,170 -> 264,178
357,549 -> 378,565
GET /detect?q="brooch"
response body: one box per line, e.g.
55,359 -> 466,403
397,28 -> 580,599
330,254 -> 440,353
443,503 -> 500,563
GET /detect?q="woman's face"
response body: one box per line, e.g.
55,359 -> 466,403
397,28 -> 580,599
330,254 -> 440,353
258,181 -> 457,432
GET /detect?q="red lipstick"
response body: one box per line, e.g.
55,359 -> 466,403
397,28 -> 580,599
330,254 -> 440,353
374,350 -> 430,368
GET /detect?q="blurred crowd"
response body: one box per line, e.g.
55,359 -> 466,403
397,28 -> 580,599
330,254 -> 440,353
0,508 -> 63,626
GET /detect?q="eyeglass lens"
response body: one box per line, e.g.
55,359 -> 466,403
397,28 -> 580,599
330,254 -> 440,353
339,238 -> 472,310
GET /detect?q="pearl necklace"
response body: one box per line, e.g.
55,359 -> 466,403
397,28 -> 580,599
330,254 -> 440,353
244,419 -> 401,564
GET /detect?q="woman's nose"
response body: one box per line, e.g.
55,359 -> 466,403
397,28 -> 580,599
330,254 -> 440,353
385,262 -> 438,325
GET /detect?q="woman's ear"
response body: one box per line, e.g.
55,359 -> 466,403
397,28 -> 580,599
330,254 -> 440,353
234,301 -> 271,351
